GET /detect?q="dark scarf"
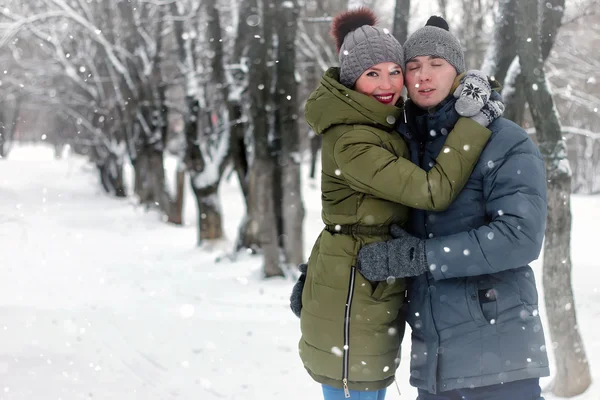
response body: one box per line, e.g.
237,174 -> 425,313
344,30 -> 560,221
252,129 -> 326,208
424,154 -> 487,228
403,94 -> 460,143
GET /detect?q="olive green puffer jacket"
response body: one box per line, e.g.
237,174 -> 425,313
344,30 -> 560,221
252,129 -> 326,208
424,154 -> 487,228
299,67 -> 492,393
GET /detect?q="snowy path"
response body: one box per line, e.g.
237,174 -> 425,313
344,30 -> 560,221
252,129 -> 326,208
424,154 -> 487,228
0,146 -> 347,399
0,145 -> 599,399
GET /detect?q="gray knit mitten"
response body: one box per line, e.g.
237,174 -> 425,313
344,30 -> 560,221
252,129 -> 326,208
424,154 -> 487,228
454,70 -> 491,117
290,263 -> 308,318
469,91 -> 505,127
357,225 -> 428,281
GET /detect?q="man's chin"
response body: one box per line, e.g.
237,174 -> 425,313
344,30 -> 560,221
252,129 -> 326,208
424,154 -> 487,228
413,96 -> 443,109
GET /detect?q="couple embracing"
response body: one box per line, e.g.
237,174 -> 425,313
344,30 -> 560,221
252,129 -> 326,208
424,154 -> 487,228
291,7 -> 549,400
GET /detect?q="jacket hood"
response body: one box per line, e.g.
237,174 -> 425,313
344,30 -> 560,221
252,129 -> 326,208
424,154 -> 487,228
304,67 -> 404,136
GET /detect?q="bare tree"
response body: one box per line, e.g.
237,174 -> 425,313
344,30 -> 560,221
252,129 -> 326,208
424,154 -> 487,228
392,0 -> 411,44
170,0 -> 232,242
481,0 -> 519,82
244,0 -> 283,277
229,0 -> 254,209
0,2 -> 127,191
0,96 -> 20,159
297,1 -> 340,182
455,0 -> 490,68
437,0 -> 449,18
545,1 -> 600,179
275,0 -> 305,266
515,0 -> 591,396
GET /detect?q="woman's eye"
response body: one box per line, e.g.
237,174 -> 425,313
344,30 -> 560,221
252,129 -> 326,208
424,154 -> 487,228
366,71 -> 378,77
390,70 -> 401,75
432,64 -> 442,67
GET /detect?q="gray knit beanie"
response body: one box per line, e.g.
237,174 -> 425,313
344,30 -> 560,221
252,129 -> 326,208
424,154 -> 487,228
403,16 -> 465,74
331,8 -> 404,88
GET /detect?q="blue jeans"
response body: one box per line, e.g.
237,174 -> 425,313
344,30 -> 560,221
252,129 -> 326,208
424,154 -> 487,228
417,378 -> 544,400
322,384 -> 386,400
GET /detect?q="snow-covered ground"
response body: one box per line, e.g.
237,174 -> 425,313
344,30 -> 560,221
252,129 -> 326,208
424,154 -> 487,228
0,144 -> 598,399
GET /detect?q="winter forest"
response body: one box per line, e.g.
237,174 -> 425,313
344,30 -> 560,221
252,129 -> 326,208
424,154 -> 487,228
0,0 -> 599,398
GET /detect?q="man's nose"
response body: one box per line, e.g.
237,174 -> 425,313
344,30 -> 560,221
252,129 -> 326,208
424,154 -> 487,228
418,66 -> 431,82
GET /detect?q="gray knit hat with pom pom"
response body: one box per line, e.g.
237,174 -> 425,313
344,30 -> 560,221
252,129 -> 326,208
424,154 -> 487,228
403,16 -> 465,74
331,7 -> 404,88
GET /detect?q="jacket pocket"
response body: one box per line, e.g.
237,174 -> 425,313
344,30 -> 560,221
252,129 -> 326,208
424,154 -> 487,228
465,278 -> 489,327
477,288 -> 498,322
473,272 -> 524,323
431,278 -> 482,330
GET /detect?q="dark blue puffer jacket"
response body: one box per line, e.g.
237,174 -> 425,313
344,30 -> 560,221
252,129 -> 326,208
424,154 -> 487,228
396,97 -> 550,394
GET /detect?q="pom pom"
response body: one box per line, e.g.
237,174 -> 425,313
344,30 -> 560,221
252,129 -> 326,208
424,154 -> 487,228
425,15 -> 450,31
330,7 -> 378,53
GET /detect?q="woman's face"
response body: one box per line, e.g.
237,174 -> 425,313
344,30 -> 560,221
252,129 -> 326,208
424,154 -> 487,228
354,62 -> 404,106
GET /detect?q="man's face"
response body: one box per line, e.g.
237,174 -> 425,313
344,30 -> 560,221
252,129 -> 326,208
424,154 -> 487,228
405,56 -> 457,109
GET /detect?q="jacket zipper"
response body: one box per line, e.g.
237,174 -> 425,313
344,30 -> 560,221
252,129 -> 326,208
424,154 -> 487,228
420,142 -> 428,234
342,265 -> 357,398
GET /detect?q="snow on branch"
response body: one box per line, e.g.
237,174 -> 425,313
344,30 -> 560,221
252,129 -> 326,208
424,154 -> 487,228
45,0 -> 136,91
191,124 -> 231,190
299,17 -> 333,23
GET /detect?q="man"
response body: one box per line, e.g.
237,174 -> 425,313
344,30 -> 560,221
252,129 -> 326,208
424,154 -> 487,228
357,16 -> 549,400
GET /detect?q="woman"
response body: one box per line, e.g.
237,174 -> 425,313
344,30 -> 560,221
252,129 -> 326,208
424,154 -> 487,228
293,8 -> 502,400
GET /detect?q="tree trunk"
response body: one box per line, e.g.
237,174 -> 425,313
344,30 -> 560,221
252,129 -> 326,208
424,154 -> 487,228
515,0 -> 591,396
280,161 -> 304,264
129,6 -> 175,221
486,0 -> 566,127
480,0 -> 522,125
170,3 -> 207,231
503,65 -> 527,126
169,167 -> 185,225
134,148 -> 179,223
0,112 -> 5,158
224,96 -> 250,250
182,94 -> 228,240
134,149 -> 167,205
245,0 -> 282,277
392,0 -> 411,45
306,62 -> 321,180
457,0 -> 487,71
543,167 -> 591,396
193,184 -> 223,243
572,134 -> 600,194
113,159 -> 127,198
228,0 -> 253,210
275,0 -> 305,266
180,0 -> 231,240
99,152 -> 127,198
273,161 -> 284,247
248,158 -> 282,277
437,0 -> 449,18
230,103 -> 249,203
481,0 -> 518,83
0,98 -> 20,159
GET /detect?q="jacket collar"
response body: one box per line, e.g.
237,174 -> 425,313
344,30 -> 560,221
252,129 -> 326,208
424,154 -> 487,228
305,67 -> 405,136
397,95 -> 460,143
